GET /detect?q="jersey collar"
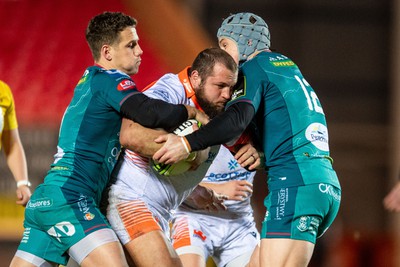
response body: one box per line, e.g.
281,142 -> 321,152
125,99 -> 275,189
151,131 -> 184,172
178,67 -> 202,111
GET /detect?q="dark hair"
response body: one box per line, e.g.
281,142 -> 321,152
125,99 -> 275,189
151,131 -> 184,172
191,48 -> 238,83
86,11 -> 137,61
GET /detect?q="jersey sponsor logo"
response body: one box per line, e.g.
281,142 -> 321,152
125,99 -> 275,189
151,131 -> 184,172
26,198 -> 53,209
231,88 -> 245,100
305,123 -> 329,151
270,60 -> 296,67
47,221 -> 76,242
118,79 -> 136,91
319,183 -> 341,202
228,159 -> 239,170
21,227 -> 31,243
276,188 -> 288,221
269,55 -> 289,61
77,70 -> 89,85
152,89 -> 171,102
205,171 -> 252,182
231,75 -> 246,100
193,229 -> 207,241
107,146 -> 120,164
51,166 -> 70,171
269,54 -> 296,67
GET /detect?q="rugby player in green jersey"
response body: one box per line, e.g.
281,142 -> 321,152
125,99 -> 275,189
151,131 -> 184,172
10,11 -> 206,267
154,12 -> 341,267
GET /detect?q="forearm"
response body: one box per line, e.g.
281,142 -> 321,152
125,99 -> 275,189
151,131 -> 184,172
7,147 -> 29,182
120,93 -> 189,131
3,132 -> 29,183
199,182 -> 221,192
186,102 -> 255,151
120,118 -> 167,157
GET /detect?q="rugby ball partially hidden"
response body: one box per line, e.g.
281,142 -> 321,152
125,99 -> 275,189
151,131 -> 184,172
152,119 -> 201,176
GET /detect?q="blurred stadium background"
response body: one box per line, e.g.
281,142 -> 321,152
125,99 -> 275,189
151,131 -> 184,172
0,0 -> 398,266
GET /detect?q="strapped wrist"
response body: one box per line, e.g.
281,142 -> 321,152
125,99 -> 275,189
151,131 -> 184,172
180,136 -> 192,154
17,180 -> 31,188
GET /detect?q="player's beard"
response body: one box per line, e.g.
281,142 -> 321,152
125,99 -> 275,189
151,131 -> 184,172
196,84 -> 226,119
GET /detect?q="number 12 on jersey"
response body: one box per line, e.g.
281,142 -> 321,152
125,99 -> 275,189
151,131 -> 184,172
295,75 -> 324,115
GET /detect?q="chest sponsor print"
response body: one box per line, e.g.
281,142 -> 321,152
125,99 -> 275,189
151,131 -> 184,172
305,123 -> 329,151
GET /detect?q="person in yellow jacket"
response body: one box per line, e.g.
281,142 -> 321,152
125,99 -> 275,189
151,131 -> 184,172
0,80 -> 31,206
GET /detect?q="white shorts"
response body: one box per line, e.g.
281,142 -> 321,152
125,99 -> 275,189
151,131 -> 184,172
106,146 -> 220,245
171,211 -> 259,267
106,183 -> 169,245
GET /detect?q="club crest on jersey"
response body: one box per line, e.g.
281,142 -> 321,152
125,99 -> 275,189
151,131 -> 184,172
84,212 -> 95,221
118,79 -> 136,91
231,75 -> 246,100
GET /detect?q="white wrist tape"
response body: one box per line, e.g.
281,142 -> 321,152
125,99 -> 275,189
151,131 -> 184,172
17,180 -> 31,187
180,137 -> 190,155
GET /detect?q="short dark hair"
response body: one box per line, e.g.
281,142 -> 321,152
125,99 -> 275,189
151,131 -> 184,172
86,11 -> 137,61
191,48 -> 238,83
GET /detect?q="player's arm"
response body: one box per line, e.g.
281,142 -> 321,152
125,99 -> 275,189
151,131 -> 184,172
183,184 -> 228,211
120,117 -> 210,166
384,180 -> 400,212
153,102 -> 254,164
185,102 -> 255,150
2,128 -> 31,206
119,118 -> 167,157
233,143 -> 264,171
200,181 -> 253,201
120,93 -> 208,131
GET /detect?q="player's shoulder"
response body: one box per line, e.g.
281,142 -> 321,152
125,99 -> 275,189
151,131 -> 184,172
153,73 -> 182,90
88,66 -> 136,91
255,51 -> 297,68
0,80 -> 13,96
90,66 -> 130,81
144,73 -> 186,104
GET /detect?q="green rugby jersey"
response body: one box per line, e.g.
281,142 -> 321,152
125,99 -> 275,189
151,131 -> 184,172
227,52 -> 340,190
44,66 -> 138,202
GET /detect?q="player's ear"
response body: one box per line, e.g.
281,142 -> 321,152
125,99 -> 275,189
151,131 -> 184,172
190,70 -> 201,88
101,44 -> 112,61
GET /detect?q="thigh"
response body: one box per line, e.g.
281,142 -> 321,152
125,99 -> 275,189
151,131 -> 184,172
79,240 -> 128,267
15,226 -> 65,266
107,186 -> 165,245
216,217 -> 259,267
23,185 -> 113,265
260,238 -> 314,267
171,213 -> 211,261
125,230 -> 182,267
69,228 -> 120,265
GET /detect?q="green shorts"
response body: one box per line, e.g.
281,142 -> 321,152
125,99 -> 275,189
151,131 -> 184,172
261,183 -> 341,244
17,184 -> 111,265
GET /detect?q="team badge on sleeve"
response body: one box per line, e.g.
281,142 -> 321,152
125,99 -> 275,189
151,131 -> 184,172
231,74 -> 246,100
118,79 -> 136,91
